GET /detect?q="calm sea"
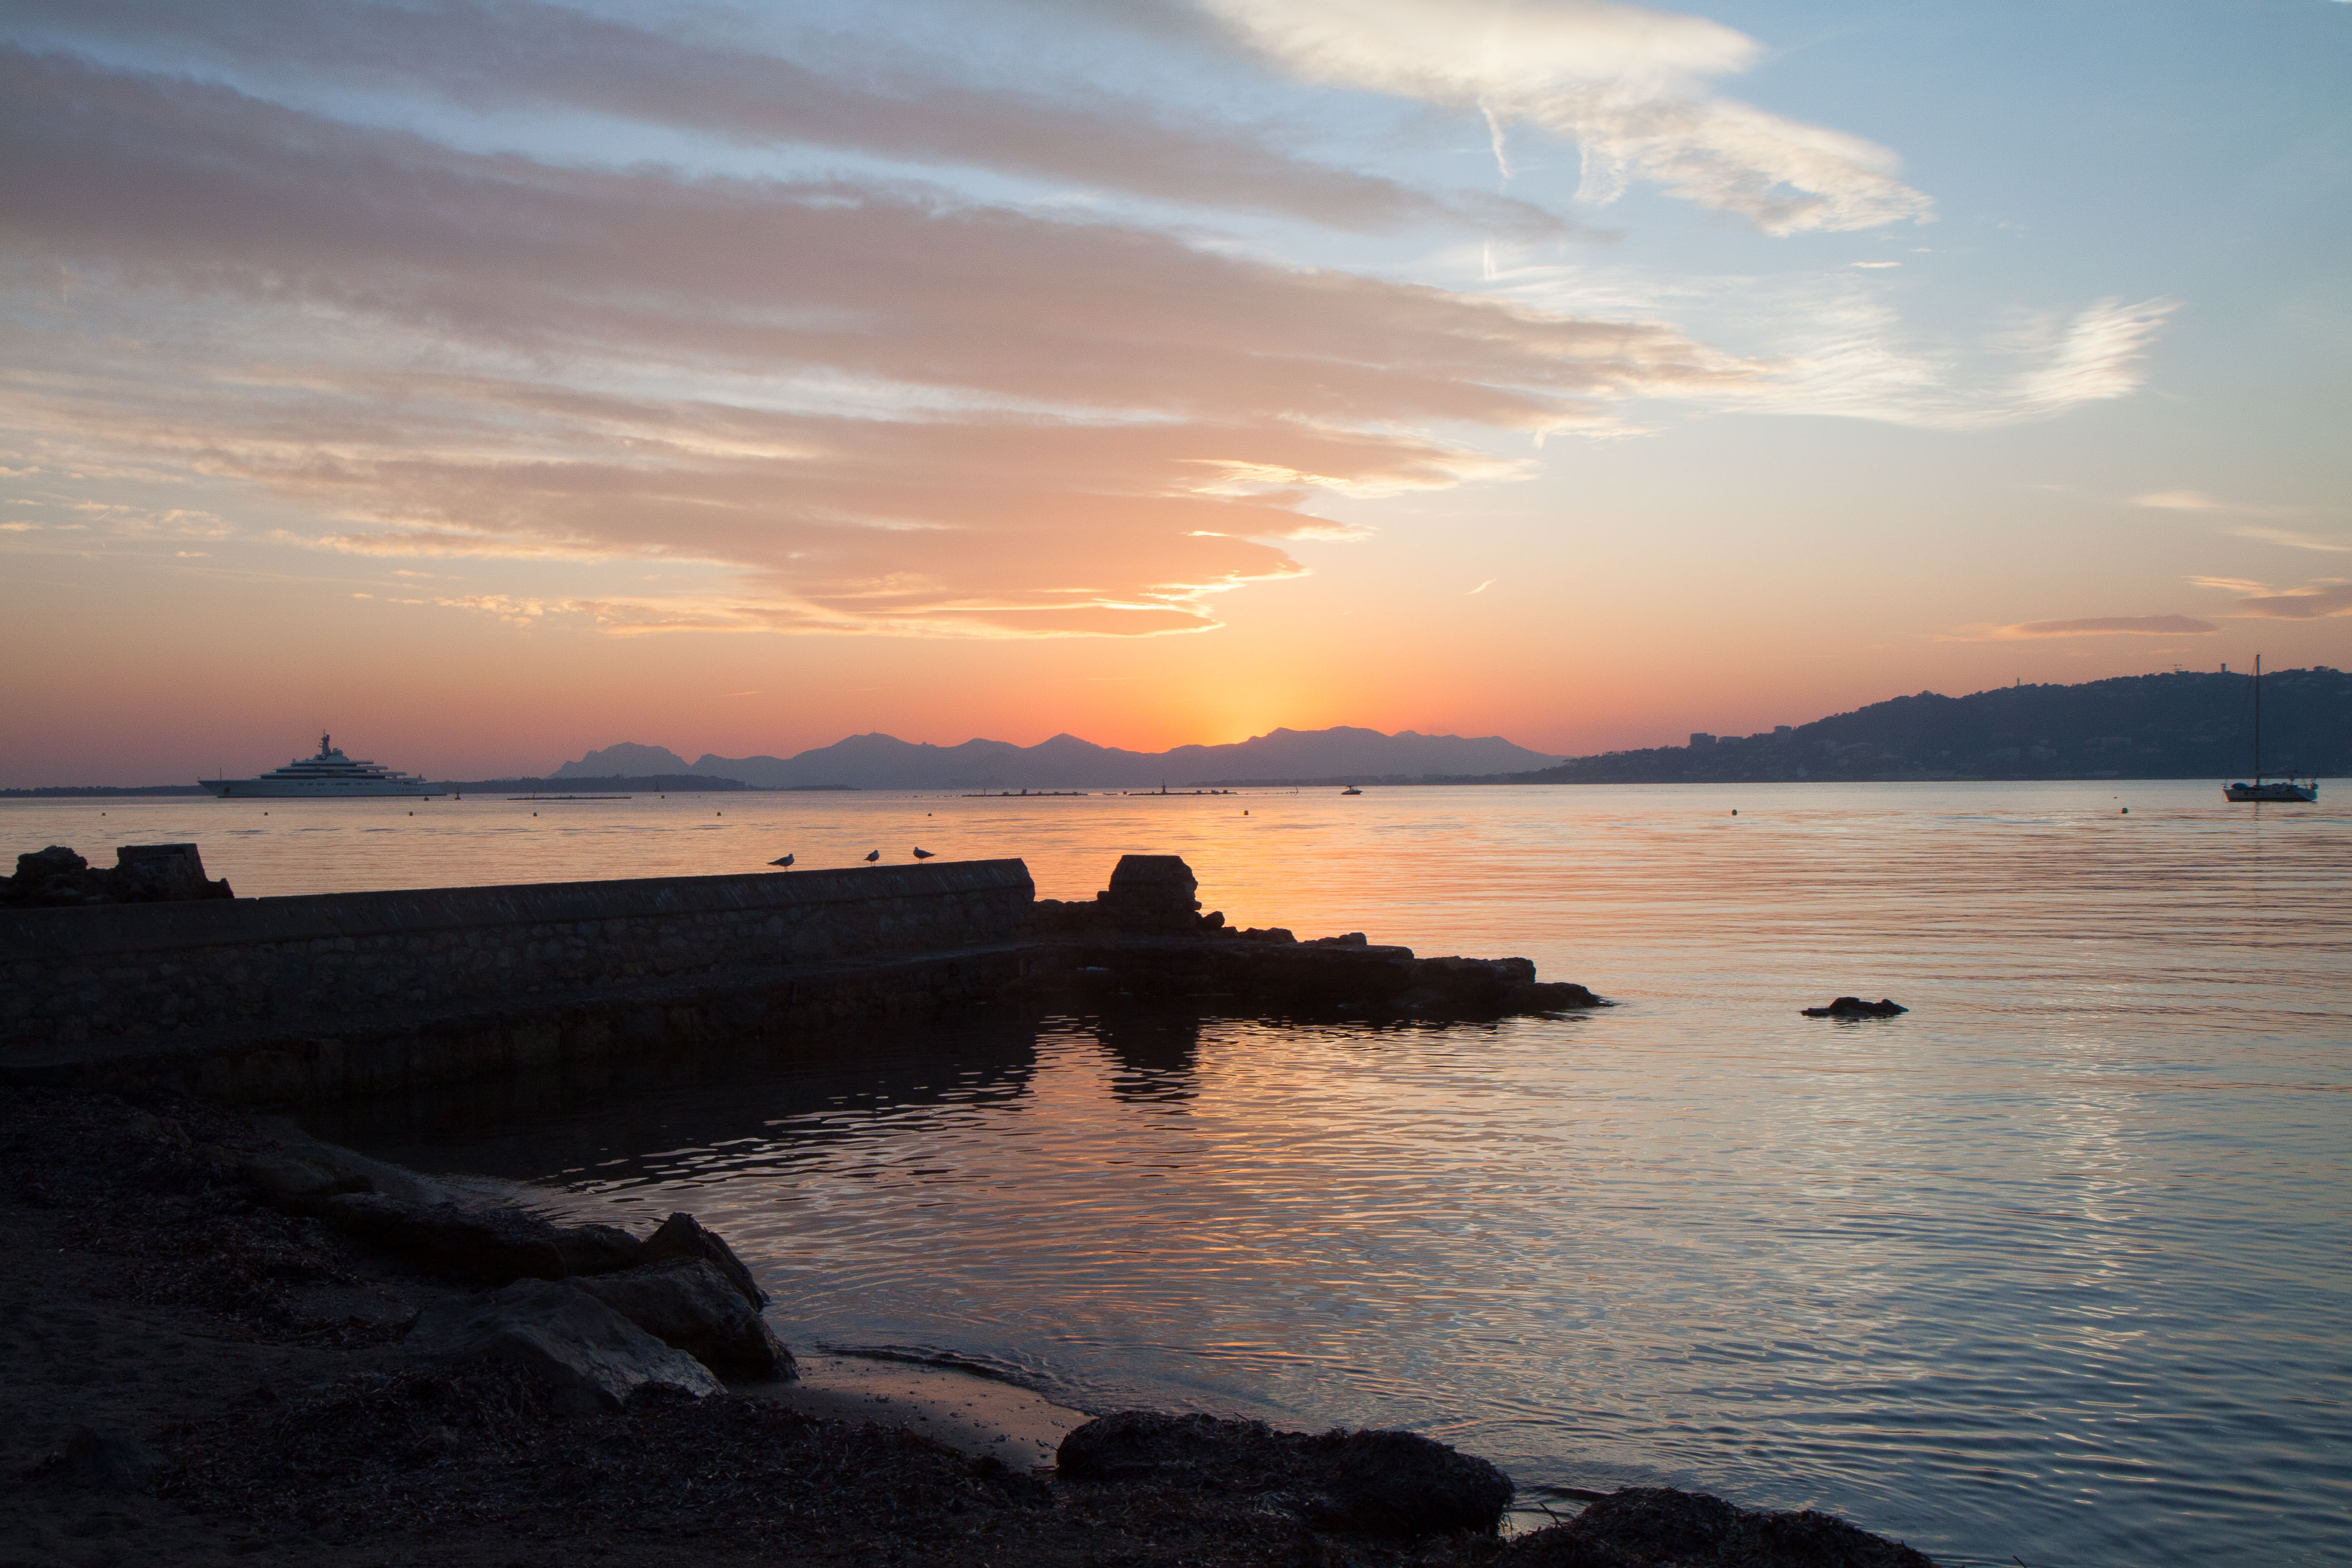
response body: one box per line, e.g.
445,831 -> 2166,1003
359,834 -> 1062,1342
8,782 -> 2348,1566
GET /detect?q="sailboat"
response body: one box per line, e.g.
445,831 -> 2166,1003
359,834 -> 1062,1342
2224,655 -> 2317,802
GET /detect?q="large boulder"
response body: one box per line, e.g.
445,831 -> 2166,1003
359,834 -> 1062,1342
1057,1411 -> 1513,1537
642,1211 -> 767,1309
111,842 -> 235,902
568,1257 -> 795,1380
240,1131 -> 449,1209
5,846 -> 99,908
564,1260 -> 795,1382
1302,1426 -> 1516,1536
406,1278 -> 721,1414
1095,855 -> 1202,933
322,1192 -> 643,1284
1501,1486 -> 1935,1567
3,842 -> 233,906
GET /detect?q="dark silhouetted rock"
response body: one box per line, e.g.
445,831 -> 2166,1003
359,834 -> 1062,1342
1800,997 -> 1908,1018
112,843 -> 234,901
322,1193 -> 643,1284
568,1257 -> 794,1379
241,1131 -> 449,1208
1058,1410 -> 1512,1538
1059,1410 -> 1265,1483
325,1193 -> 566,1281
1096,854 -> 1203,933
1502,1485 -> 1936,1567
240,1152 -> 373,1205
406,1278 -> 720,1414
1298,1426 -> 1517,1536
553,1223 -> 648,1278
642,1211 -> 767,1309
3,842 -> 232,907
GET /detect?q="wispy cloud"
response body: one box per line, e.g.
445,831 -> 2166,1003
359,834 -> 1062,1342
1199,0 -> 1933,233
2006,298 -> 2180,417
0,45 -> 1757,637
12,0 -> 1559,237
2131,489 -> 2324,525
2135,490 -> 2232,511
2229,582 -> 2352,620
1943,614 -> 2216,641
2189,573 -> 2352,620
2231,526 -> 2352,554
1497,267 -> 2175,428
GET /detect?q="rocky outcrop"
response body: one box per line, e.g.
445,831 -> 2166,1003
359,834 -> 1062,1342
568,1257 -> 794,1379
1047,933 -> 1603,1020
406,1278 -> 721,1414
1034,856 -> 1605,1020
1801,997 -> 1908,1018
1058,1410 -> 1514,1537
319,1192 -> 645,1284
244,1127 -> 653,1288
231,1133 -> 794,1384
642,1210 -> 769,1310
1501,1485 -> 1935,1566
4,843 -> 233,908
1096,854 -> 1203,933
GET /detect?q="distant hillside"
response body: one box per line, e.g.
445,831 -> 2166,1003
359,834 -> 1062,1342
557,742 -> 693,777
1508,668 -> 2351,784
554,727 -> 1561,789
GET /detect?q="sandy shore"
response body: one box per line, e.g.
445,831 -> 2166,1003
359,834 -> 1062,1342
742,1352 -> 1088,1468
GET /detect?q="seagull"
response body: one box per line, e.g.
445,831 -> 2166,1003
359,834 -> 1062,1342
767,854 -> 794,868
864,849 -> 882,862
912,847 -> 934,859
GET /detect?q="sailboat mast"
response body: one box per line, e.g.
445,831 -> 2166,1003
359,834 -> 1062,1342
2254,653 -> 2263,784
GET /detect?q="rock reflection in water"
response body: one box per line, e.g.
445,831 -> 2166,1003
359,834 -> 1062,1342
1091,1008 -> 1204,1105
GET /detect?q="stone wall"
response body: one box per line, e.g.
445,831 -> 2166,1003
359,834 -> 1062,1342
0,860 -> 1035,1054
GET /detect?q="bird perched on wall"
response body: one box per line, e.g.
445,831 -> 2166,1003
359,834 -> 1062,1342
768,854 -> 794,868
912,847 -> 934,859
864,849 -> 882,862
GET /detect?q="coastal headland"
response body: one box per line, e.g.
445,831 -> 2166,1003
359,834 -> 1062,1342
2,844 -> 1938,1566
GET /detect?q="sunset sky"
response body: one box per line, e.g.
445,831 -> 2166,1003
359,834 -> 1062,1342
3,0 -> 2347,784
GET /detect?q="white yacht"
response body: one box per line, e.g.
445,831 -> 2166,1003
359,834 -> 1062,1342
200,734 -> 440,798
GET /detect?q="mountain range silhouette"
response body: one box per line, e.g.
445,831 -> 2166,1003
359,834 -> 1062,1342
553,727 -> 1561,790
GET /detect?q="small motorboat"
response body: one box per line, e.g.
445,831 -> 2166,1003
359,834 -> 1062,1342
1340,785 -> 1362,795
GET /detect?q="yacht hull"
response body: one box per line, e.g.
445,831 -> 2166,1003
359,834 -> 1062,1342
199,733 -> 440,798
199,780 -> 440,798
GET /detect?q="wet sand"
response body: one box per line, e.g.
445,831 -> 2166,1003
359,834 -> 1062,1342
741,1352 -> 1088,1468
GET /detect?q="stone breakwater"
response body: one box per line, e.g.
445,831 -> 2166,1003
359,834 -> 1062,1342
1,849 -> 1602,1105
